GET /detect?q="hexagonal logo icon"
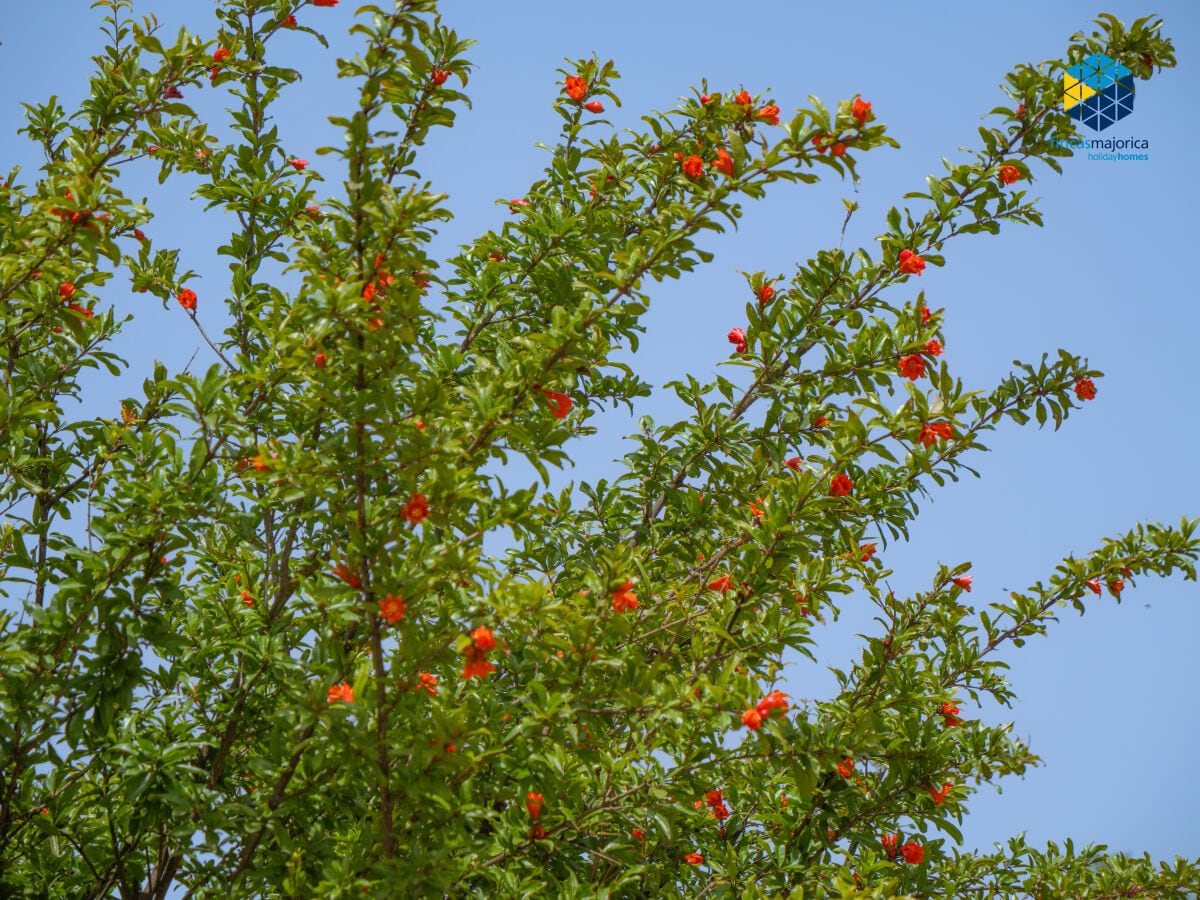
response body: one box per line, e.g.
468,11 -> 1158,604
1064,52 -> 1134,131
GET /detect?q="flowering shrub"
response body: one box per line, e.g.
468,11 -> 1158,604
0,3 -> 1194,898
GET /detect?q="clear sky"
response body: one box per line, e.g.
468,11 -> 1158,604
3,0 -> 1198,864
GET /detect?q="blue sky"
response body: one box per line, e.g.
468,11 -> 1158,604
3,0 -> 1198,863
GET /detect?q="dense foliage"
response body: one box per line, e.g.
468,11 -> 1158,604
0,2 -> 1195,896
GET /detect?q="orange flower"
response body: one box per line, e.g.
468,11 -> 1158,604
712,147 -> 735,177
812,134 -> 830,154
431,68 -> 449,86
1074,378 -> 1096,400
748,499 -> 765,522
564,75 -> 588,102
897,249 -> 926,275
828,473 -> 854,497
680,154 -> 704,179
58,282 -> 76,299
898,354 -> 926,380
631,828 -> 645,840
708,575 -> 733,593
881,832 -> 898,858
740,707 -> 763,730
212,47 -> 231,64
900,842 -> 924,864
999,164 -> 1021,185
289,159 -> 308,171
471,625 -> 495,652
331,562 -> 361,588
831,142 -> 847,158
240,590 -> 254,607
525,792 -> 544,820
402,493 -> 430,524
734,90 -> 752,107
462,649 -> 495,681
784,456 -> 802,471
417,672 -> 438,695
813,415 -> 829,429
1086,578 -> 1102,594
924,338 -> 943,356
283,14 -> 297,26
541,389 -> 573,419
859,543 -> 877,562
683,852 -> 704,865
327,682 -> 354,703
918,421 -> 953,447
756,284 -> 775,305
924,782 -> 953,805
177,288 -> 197,310
951,575 -> 973,591
611,580 -> 639,614
1108,579 -> 1125,596
378,594 -> 407,623
756,104 -> 780,125
250,454 -> 270,472
851,96 -> 873,127
756,690 -> 789,718
362,282 -> 376,302
837,758 -> 854,777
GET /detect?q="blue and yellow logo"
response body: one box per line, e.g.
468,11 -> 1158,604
1064,53 -> 1134,132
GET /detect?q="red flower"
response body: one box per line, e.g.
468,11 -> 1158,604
924,782 -> 953,805
812,135 -> 830,154
923,339 -> 943,356
918,421 -> 953,448
584,100 -> 604,113
611,580 -> 639,614
741,707 -> 763,730
712,147 -> 735,177
898,354 -> 926,380
163,85 -> 183,99
734,90 -> 752,107
831,142 -> 847,158
748,499 -> 765,522
402,493 -> 430,524
134,229 -> 147,242
564,75 -> 588,102
526,792 -> 544,820
1074,378 -> 1096,400
66,303 -> 94,320
708,575 -> 733,593
700,94 -> 714,105
813,415 -> 829,429
919,303 -> 932,324
331,562 -> 361,589
1086,578 -> 1102,595
683,852 -> 704,865
362,282 -> 376,302
431,68 -> 449,86
313,0 -> 338,6
784,456 -> 802,471
509,198 -> 529,213
1109,579 -> 1125,596
705,789 -> 724,807
417,672 -> 438,695
756,284 -> 775,305
283,14 -> 297,27
462,647 -> 496,681
58,282 -> 76,299
756,690 -> 790,718
851,96 -> 873,127
881,833 -> 898,859
1016,103 -> 1026,118
327,682 -> 354,703
951,575 -> 973,592
240,590 -> 254,607
471,626 -> 495,653
940,701 -> 963,727
289,158 -> 308,171
631,828 -> 645,840
756,104 -> 780,125
940,702 -> 959,716
727,327 -> 746,354
313,352 -> 327,368
999,164 -> 1021,185
829,473 -> 854,497
837,758 -> 854,777
900,842 -> 924,865
897,249 -> 926,275
177,288 -> 197,311
859,543 -> 877,562
378,594 -> 407,623
541,388 -> 573,419
680,154 -> 704,179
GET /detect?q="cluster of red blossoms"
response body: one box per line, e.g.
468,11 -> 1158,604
812,95 -> 872,157
740,689 -> 790,730
462,625 -> 496,680
898,338 -> 943,381
702,788 -> 730,820
881,833 -> 925,864
563,75 -> 603,113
